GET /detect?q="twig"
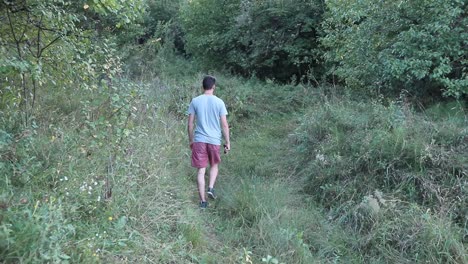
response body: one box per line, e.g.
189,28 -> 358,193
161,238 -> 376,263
38,36 -> 61,57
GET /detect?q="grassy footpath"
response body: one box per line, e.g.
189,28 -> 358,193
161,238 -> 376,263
125,74 -> 340,263
162,79 -> 466,263
131,70 -> 466,263
1,65 -> 465,263
183,113 -> 356,263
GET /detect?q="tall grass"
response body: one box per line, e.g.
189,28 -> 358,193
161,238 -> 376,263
1,49 -> 466,263
292,93 -> 467,262
0,54 -> 225,262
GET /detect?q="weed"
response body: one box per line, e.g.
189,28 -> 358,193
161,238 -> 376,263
292,94 -> 467,262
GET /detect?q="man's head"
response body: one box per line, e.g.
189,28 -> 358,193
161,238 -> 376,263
202,75 -> 216,90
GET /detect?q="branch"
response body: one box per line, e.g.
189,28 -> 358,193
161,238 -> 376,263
38,35 -> 61,57
29,19 -> 62,34
25,41 -> 37,58
17,10 -> 30,43
6,8 -> 18,44
37,14 -> 43,58
2,1 -> 29,13
6,7 -> 24,60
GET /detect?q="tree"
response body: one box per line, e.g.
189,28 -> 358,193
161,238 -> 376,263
0,0 -> 145,124
181,0 -> 324,82
321,0 -> 467,98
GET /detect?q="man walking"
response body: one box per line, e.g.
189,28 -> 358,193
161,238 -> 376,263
187,76 -> 230,208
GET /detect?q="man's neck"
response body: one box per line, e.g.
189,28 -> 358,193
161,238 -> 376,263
204,89 -> 214,95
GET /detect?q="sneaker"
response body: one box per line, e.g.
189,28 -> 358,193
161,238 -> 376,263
200,201 -> 208,209
207,188 -> 217,200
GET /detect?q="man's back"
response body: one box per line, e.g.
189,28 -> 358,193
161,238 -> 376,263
188,94 -> 227,145
187,75 -> 230,208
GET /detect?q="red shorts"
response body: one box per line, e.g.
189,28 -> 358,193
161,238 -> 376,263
191,142 -> 221,168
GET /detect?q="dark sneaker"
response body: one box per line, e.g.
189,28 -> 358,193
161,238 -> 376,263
207,188 -> 217,200
200,201 -> 208,209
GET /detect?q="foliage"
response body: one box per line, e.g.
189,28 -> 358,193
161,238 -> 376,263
0,69 -> 200,262
0,0 -> 145,124
181,0 -> 324,82
0,198 -> 79,263
1,0 -> 467,263
293,94 -> 467,228
117,0 -> 187,77
180,0 -> 240,68
290,88 -> 468,259
82,0 -> 146,30
322,0 -> 468,98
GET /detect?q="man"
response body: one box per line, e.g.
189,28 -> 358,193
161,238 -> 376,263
187,75 -> 230,208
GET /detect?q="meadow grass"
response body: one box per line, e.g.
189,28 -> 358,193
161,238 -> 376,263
1,57 -> 466,263
0,64 -> 215,263
292,92 -> 466,263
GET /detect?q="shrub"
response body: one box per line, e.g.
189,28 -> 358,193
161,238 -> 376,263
322,0 -> 468,98
0,200 -> 79,263
332,190 -> 466,263
180,0 -> 325,82
293,97 -> 467,222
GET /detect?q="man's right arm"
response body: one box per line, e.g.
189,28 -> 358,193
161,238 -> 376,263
220,115 -> 230,152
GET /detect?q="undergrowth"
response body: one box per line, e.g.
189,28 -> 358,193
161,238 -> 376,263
292,93 -> 467,262
1,51 -> 466,263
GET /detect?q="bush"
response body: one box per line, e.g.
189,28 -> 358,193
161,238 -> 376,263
0,71 -> 193,262
293,97 -> 468,263
293,97 -> 467,222
332,190 -> 467,263
180,0 -> 325,82
0,200 -> 80,263
322,0 -> 468,98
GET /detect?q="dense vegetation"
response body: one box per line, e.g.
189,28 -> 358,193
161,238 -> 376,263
1,0 -> 466,263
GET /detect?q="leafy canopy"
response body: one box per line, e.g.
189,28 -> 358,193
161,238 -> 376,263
322,0 -> 468,98
181,0 -> 324,82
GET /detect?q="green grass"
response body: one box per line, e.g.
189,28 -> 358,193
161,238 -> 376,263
292,94 -> 466,262
191,114 -> 339,263
1,56 -> 466,263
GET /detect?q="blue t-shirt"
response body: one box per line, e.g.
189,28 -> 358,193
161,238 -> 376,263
188,95 -> 228,145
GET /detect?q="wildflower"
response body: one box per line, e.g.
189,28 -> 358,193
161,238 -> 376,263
108,216 -> 113,221
316,153 -> 325,161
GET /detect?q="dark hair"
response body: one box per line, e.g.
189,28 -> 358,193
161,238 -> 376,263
202,75 -> 216,90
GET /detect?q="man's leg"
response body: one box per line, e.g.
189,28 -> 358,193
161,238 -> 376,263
197,167 -> 207,201
208,163 -> 219,189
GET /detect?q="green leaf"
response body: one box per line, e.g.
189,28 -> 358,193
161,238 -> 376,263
59,254 -> 71,260
116,216 -> 127,229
